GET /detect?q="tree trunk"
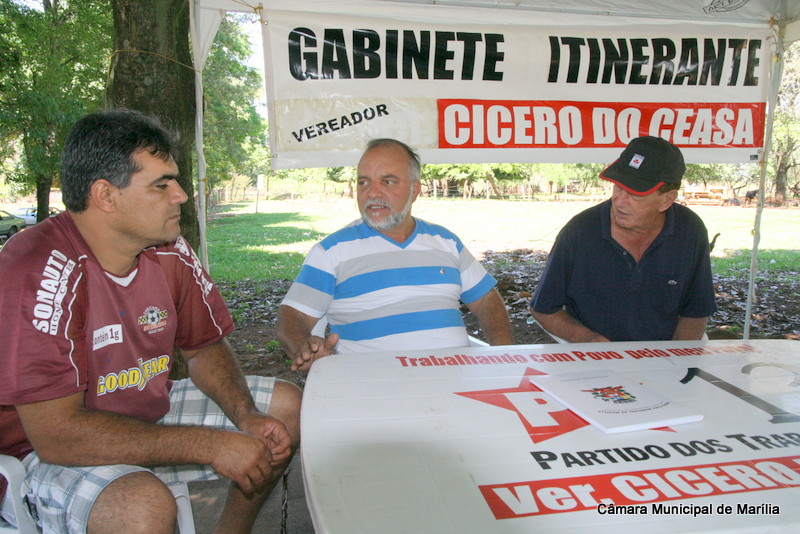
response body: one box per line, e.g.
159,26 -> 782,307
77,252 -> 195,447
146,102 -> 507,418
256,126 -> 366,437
22,133 -> 56,223
107,0 -> 197,379
106,0 -> 199,252
773,137 -> 798,206
35,173 -> 52,223
484,171 -> 502,198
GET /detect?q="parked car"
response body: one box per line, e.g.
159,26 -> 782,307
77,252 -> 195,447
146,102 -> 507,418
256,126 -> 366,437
12,206 -> 61,226
0,210 -> 26,239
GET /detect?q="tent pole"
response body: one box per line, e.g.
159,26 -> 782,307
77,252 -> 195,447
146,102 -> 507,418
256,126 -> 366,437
190,0 -> 210,271
195,70 -> 210,272
744,26 -> 784,340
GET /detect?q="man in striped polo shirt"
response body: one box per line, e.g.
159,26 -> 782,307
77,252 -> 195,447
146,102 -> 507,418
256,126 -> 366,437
277,138 -> 513,370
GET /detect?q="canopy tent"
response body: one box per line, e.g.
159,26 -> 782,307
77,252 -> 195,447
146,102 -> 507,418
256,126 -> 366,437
190,0 -> 800,339
194,0 -> 800,36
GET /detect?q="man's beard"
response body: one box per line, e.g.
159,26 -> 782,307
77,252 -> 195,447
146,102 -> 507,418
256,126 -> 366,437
361,187 -> 415,231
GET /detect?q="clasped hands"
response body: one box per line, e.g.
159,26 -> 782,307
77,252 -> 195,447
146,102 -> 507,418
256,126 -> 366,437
210,412 -> 293,495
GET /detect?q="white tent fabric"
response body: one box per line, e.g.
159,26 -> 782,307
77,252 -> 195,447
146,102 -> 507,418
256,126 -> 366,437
190,0 -> 800,339
195,0 -> 800,32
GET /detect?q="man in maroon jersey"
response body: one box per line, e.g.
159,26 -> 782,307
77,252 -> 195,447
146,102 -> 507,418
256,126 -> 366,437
0,109 -> 301,534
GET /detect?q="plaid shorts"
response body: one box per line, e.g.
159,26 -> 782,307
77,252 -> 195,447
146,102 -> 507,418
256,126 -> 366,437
2,375 -> 275,534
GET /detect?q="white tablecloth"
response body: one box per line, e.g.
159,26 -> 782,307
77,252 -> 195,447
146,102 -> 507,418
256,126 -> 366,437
301,339 -> 800,533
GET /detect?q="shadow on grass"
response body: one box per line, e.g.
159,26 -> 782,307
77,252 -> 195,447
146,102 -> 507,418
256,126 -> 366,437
207,212 -> 329,281
212,203 -> 252,214
208,212 -> 328,247
210,249 -> 308,282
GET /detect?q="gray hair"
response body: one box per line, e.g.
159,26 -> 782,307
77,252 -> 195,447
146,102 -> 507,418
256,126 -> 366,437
365,138 -> 420,183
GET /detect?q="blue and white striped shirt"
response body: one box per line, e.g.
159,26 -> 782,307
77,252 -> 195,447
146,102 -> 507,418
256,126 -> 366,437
281,218 -> 496,354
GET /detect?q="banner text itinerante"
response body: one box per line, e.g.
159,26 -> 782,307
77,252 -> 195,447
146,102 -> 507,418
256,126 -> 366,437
548,36 -> 762,86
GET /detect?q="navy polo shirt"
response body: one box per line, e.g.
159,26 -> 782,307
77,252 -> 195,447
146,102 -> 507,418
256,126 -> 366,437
532,200 -> 717,341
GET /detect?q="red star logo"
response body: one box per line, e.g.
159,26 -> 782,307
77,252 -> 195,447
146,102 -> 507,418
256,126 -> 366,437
455,367 -> 590,444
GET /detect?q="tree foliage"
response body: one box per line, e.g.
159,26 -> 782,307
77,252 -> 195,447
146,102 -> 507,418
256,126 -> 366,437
203,15 -> 269,192
769,40 -> 800,203
0,0 -> 110,217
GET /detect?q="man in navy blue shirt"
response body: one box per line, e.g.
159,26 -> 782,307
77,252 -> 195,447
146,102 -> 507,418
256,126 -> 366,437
531,136 -> 716,342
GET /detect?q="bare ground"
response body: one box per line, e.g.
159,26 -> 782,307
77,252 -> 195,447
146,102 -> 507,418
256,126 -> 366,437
220,249 -> 800,388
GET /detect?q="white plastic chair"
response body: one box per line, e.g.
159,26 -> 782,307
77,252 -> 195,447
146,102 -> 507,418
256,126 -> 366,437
0,454 -> 196,534
467,335 -> 489,347
169,481 -> 197,534
0,455 -> 36,534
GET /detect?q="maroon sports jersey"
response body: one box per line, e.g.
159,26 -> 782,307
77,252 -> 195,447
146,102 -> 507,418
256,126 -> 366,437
0,212 -> 234,463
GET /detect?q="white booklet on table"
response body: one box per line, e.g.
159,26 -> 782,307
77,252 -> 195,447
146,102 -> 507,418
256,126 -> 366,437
530,369 -> 703,433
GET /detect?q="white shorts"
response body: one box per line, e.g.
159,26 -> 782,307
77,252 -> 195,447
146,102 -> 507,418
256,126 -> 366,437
2,376 -> 276,534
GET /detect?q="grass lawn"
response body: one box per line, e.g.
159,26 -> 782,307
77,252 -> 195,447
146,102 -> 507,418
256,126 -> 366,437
207,197 -> 799,283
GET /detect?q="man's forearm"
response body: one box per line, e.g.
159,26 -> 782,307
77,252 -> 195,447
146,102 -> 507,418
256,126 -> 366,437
18,387 -> 280,493
18,340 -> 266,468
17,394 -> 220,467
470,290 -> 513,345
531,309 -> 609,343
672,316 -> 709,340
276,305 -> 315,357
185,339 -> 259,428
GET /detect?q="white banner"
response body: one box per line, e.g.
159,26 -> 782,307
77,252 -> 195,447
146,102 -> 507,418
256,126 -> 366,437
263,10 -> 771,169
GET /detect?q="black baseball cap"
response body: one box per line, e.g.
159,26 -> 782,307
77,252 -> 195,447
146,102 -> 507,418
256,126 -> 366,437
599,136 -> 685,196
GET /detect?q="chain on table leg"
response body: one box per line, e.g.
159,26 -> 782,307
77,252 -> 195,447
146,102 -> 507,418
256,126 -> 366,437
280,466 -> 291,534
